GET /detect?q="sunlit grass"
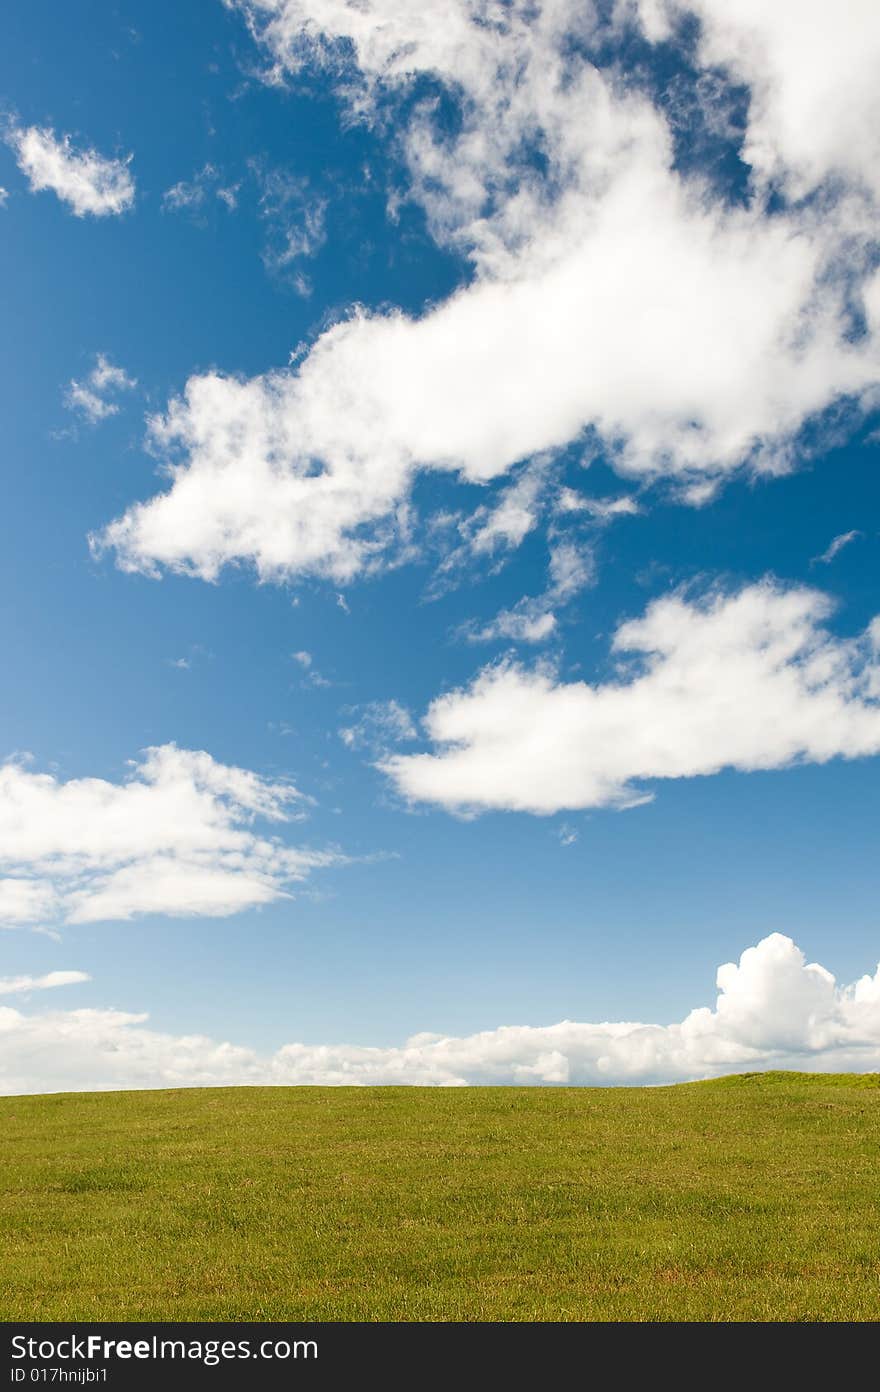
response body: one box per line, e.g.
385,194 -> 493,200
2,1072 -> 879,1321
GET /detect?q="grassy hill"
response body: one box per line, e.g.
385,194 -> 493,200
2,1072 -> 879,1322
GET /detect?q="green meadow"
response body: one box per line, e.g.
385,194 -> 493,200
1,1072 -> 879,1322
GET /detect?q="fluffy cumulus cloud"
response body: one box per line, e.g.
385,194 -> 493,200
383,582 -> 880,814
91,1 -> 880,583
635,0 -> 880,200
65,354 -> 136,425
1,933 -> 879,1092
0,745 -> 339,930
5,124 -> 135,217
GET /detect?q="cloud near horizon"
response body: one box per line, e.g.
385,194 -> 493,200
0,745 -> 340,930
383,581 -> 880,814
1,933 -> 878,1092
92,0 -> 880,585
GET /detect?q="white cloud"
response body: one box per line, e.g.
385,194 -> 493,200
548,540 -> 595,601
96,4 -> 880,585
0,878 -> 59,926
0,745 -> 340,930
162,163 -> 239,214
251,162 -> 327,274
0,187 -> 8,208
292,650 -> 331,687
467,606 -> 558,645
383,581 -> 880,814
426,459 -> 556,601
65,354 -> 136,425
469,464 -> 550,556
2,934 -> 879,1092
811,530 -> 863,567
90,356 -> 133,393
91,365 -> 415,581
6,124 -> 134,217
637,1 -> 880,200
0,971 -> 90,997
163,166 -> 214,212
339,699 -> 417,752
462,539 -> 594,645
557,490 -> 641,521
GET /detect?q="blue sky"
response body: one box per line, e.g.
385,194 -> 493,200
1,1 -> 879,1090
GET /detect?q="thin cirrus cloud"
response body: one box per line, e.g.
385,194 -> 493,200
251,161 -> 327,278
339,700 -> 417,754
0,970 -> 90,997
0,744 -> 341,931
162,162 -> 240,214
811,530 -> 863,567
2,934 -> 879,1092
5,123 -> 135,217
382,582 -> 880,815
89,2 -> 880,587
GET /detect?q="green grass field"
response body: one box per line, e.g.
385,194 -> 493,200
2,1072 -> 879,1322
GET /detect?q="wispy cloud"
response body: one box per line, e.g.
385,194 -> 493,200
811,530 -> 863,566
460,540 -> 594,645
5,123 -> 134,216
251,161 -> 326,278
162,163 -> 239,215
0,745 -> 341,930
65,353 -> 136,425
292,650 -> 332,688
556,490 -> 641,522
0,970 -> 90,997
465,607 -> 558,645
165,644 -> 212,673
339,700 -> 417,754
